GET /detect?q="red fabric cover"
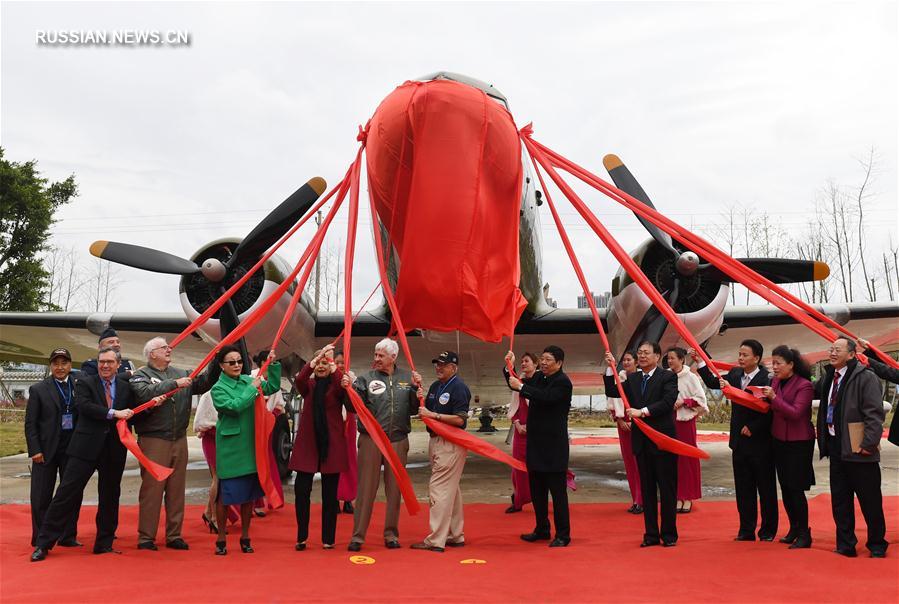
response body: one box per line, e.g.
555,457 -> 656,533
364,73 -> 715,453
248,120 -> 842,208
288,364 -> 349,475
365,79 -> 527,342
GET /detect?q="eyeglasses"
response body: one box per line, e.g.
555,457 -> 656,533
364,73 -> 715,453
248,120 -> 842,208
152,345 -> 172,352
636,350 -> 654,356
98,360 -> 118,365
222,359 -> 243,366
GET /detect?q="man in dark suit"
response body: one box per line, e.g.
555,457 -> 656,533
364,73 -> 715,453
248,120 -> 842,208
24,348 -> 82,547
508,345 -> 573,547
606,342 -> 679,547
858,338 -> 899,447
816,337 -> 887,558
692,339 -> 776,541
31,348 -> 136,562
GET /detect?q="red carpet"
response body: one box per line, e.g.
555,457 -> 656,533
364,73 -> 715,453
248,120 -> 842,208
1,497 -> 896,603
571,432 -> 731,445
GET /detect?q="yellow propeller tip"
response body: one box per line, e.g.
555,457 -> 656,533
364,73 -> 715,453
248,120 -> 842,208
813,261 -> 830,281
89,241 -> 108,258
307,177 -> 327,196
603,154 -> 623,171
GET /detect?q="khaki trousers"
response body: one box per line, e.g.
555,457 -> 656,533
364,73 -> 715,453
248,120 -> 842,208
137,436 -> 188,544
424,436 -> 466,548
351,433 -> 410,544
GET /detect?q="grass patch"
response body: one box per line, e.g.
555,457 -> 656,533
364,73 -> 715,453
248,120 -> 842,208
0,411 -> 27,457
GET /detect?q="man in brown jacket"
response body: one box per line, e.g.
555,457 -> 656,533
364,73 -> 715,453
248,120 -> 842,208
815,337 -> 887,558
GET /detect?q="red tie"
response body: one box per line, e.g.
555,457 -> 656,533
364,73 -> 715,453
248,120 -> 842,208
104,380 -> 114,408
827,372 -> 841,428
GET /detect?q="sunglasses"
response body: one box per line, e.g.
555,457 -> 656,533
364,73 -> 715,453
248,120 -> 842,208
222,359 -> 243,366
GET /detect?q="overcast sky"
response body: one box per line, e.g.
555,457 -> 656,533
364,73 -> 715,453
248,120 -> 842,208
2,1 -> 897,316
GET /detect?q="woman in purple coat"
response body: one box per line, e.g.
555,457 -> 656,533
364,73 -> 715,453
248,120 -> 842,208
289,344 -> 348,550
760,345 -> 816,549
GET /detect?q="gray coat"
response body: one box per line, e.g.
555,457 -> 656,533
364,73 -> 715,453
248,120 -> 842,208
816,360 -> 884,463
353,368 -> 419,442
130,362 -> 217,441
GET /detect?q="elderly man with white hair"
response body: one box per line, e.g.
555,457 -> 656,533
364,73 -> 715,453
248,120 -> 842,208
341,338 -> 422,552
129,336 -> 218,551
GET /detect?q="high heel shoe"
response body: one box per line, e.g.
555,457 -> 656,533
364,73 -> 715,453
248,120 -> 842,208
202,513 -> 219,534
240,538 -> 254,553
215,540 -> 227,556
789,529 -> 812,549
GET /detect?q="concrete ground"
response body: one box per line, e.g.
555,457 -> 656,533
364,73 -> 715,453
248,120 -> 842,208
2,428 -> 897,508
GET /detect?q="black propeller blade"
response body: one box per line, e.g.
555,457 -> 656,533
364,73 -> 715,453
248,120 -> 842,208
89,241 -> 201,275
704,258 -> 830,284
228,177 -> 327,269
603,154 -> 678,256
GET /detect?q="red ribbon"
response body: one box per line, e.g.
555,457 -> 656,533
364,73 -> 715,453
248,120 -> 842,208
116,420 -> 173,481
525,147 -> 709,460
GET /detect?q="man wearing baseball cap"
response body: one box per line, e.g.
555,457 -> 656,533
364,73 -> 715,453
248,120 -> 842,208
24,348 -> 82,548
411,351 -> 471,552
81,328 -> 136,377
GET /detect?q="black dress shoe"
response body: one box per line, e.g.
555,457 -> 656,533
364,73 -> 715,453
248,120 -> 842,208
789,529 -> 812,549
30,547 -> 48,562
295,542 -> 306,551
58,538 -> 83,547
759,535 -> 775,542
347,542 -> 362,552
445,540 -> 465,548
520,532 -> 551,542
137,541 -> 158,551
629,505 -> 644,515
833,547 -> 857,558
779,531 -> 798,544
384,540 -> 401,549
662,540 -> 677,547
166,538 -> 190,550
870,550 -> 887,559
640,539 -> 660,548
342,501 -> 354,514
93,546 -> 121,555
734,534 -> 755,542
549,537 -> 570,548
505,505 -> 521,514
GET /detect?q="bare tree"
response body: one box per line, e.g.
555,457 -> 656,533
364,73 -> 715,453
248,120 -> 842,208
84,259 -> 121,312
711,205 -> 739,305
852,147 -> 879,301
43,244 -> 85,311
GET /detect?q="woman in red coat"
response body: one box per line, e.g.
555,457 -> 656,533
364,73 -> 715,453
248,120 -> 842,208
289,344 -> 348,550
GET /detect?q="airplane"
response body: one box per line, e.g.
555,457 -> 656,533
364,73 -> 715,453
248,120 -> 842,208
2,71 -> 897,404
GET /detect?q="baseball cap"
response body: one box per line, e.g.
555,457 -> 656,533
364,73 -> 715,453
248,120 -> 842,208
431,351 -> 459,365
49,348 -> 72,362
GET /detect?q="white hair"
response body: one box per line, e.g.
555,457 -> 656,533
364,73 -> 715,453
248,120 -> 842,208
375,338 -> 399,358
143,336 -> 168,360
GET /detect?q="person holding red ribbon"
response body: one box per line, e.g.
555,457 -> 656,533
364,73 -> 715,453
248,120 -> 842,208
666,347 -> 708,515
509,346 -> 573,548
502,351 -> 539,514
31,348 -> 136,562
604,350 -> 643,514
412,351 -> 472,553
210,346 -> 281,556
289,344 -> 349,551
607,343 -> 679,548
692,340 -> 777,542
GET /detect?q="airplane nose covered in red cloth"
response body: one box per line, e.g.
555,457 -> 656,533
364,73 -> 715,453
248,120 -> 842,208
366,79 -> 527,342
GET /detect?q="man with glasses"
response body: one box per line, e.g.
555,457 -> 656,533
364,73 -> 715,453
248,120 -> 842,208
80,328 -> 136,378
606,342 -> 679,547
343,338 -> 422,552
815,338 -> 887,558
129,336 -> 218,551
31,348 -> 136,561
411,351 -> 471,552
508,345 -> 573,547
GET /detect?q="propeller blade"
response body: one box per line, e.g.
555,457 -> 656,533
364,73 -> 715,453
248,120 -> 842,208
89,241 -> 200,275
702,258 -> 830,284
603,154 -> 678,256
624,281 -> 680,353
219,297 -> 251,375
228,177 -> 327,268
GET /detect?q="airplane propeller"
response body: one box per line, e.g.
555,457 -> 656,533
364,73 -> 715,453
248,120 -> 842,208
602,155 -> 829,349
89,177 -> 327,367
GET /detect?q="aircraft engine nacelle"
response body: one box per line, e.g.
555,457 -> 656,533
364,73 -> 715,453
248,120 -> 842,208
178,238 -> 317,360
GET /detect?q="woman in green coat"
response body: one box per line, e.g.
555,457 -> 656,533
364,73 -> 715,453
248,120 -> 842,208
211,345 -> 281,555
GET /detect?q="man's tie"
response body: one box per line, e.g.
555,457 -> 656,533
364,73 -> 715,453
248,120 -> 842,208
741,373 -> 751,390
104,380 -> 114,408
826,372 -> 841,430
641,373 -> 650,396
